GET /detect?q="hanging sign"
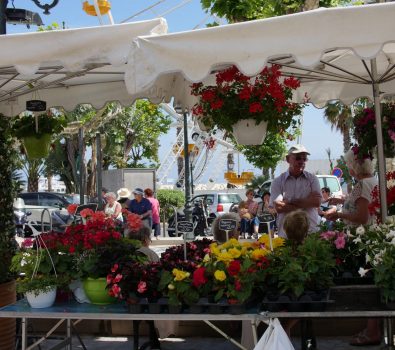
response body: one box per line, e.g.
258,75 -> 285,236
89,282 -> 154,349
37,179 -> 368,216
26,100 -> 46,112
332,167 -> 343,178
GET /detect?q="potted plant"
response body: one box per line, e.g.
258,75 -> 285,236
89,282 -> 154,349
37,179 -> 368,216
10,239 -> 66,308
190,65 -> 303,145
12,110 -> 66,159
0,116 -> 18,349
53,211 -> 143,304
353,103 -> 395,159
350,222 -> 395,305
106,261 -> 162,313
265,234 -> 335,305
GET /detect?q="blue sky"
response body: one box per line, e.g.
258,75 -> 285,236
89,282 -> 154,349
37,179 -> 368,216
5,0 -> 345,180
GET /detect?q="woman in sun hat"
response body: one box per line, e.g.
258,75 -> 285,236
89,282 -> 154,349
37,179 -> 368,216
117,187 -> 131,209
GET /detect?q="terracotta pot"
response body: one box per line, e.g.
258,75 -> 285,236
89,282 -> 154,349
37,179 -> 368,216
231,119 -> 267,145
0,280 -> 16,350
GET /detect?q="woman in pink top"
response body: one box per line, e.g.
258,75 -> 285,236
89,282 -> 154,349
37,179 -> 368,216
144,188 -> 161,239
238,189 -> 259,239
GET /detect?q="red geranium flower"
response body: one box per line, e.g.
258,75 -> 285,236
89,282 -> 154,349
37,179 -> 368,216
192,266 -> 208,287
67,203 -> 78,215
227,260 -> 241,276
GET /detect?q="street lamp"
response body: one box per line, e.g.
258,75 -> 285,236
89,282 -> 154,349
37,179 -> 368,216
0,0 -> 59,34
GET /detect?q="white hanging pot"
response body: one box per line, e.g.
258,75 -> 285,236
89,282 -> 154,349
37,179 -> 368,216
232,119 -> 268,145
26,287 -> 57,308
196,118 -> 209,132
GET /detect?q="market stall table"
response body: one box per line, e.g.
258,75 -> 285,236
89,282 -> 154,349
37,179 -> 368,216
0,299 -> 260,350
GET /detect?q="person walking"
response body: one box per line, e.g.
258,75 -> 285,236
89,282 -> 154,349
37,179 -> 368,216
144,188 -> 161,239
270,144 -> 322,237
128,188 -> 152,228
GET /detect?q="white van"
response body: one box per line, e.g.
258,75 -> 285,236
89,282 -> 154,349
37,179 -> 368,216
258,175 -> 343,197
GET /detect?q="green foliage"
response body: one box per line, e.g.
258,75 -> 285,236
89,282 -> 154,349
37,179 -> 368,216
157,189 -> 186,221
201,0 -> 352,23
237,131 -> 288,171
268,234 -> 335,297
374,247 -> 395,303
101,100 -> 171,168
0,116 -> 18,283
12,112 -> 67,138
37,22 -> 60,31
15,275 -> 66,295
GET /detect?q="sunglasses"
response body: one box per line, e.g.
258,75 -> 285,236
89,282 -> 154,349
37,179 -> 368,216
295,155 -> 308,161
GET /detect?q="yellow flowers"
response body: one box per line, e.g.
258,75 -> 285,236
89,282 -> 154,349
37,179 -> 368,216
251,248 -> 268,261
172,268 -> 190,281
258,234 -> 285,249
214,270 -> 226,281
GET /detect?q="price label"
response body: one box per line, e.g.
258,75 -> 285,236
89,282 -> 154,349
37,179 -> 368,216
219,219 -> 237,231
26,100 -> 47,112
258,213 -> 275,223
177,221 -> 194,233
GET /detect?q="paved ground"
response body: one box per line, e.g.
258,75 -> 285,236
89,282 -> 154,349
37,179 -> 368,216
36,335 -> 387,350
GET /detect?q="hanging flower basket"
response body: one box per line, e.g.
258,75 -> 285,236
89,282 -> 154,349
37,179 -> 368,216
12,110 -> 66,159
191,65 -> 303,145
231,119 -> 267,145
22,133 -> 52,159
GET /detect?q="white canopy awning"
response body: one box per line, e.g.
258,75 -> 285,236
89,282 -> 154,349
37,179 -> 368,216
0,18 -> 167,116
126,2 -> 395,108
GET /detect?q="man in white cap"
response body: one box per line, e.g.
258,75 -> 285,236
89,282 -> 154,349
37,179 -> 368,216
269,144 -> 321,238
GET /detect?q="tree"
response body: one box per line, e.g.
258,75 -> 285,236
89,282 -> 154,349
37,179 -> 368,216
201,0 -> 350,23
100,100 -> 171,169
323,102 -> 353,154
236,132 -> 289,177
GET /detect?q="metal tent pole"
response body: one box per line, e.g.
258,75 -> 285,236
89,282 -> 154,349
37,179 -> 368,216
96,132 -> 103,210
78,128 -> 85,205
183,110 -> 192,222
371,58 -> 387,223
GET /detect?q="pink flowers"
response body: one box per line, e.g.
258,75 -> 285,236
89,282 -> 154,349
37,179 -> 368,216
137,281 -> 147,294
334,233 -> 346,249
320,230 -> 346,249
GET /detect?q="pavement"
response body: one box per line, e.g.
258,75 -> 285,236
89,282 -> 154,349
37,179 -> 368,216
36,334 -> 388,350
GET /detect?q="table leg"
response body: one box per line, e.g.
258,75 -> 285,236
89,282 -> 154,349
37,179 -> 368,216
21,317 -> 27,350
67,319 -> 72,350
251,320 -> 258,345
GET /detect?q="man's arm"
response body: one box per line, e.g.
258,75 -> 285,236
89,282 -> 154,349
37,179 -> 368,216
291,192 -> 322,209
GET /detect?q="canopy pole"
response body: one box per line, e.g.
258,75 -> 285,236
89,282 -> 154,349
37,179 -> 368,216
371,58 -> 387,223
78,127 -> 85,205
96,132 -> 103,210
183,109 -> 192,222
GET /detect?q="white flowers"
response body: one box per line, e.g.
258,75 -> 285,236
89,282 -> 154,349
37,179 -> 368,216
353,236 -> 362,244
358,267 -> 371,277
355,225 -> 365,235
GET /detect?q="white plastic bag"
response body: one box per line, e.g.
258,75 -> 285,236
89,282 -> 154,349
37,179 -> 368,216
253,318 -> 295,350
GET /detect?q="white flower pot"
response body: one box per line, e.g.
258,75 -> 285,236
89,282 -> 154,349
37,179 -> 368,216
232,119 -> 267,145
26,287 -> 57,308
196,118 -> 208,132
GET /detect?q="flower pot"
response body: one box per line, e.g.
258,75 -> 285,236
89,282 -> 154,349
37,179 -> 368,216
22,133 -> 52,159
26,287 -> 57,308
83,277 -> 116,305
231,119 -> 267,145
196,118 -> 209,132
0,280 -> 16,350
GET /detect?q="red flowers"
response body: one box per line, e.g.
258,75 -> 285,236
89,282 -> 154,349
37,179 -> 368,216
227,260 -> 241,276
190,64 -> 303,135
67,204 -> 78,215
192,267 -> 208,287
126,212 -> 142,232
137,281 -> 147,294
80,208 -> 94,218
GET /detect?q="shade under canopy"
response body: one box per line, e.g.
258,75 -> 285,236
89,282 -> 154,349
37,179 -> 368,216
0,18 -> 167,116
126,2 -> 395,108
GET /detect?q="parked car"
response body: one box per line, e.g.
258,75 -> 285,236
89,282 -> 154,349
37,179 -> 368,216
256,175 -> 343,198
167,192 -> 242,236
16,192 -> 75,232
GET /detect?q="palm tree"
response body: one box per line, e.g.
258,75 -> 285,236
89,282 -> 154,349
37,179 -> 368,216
323,102 -> 353,154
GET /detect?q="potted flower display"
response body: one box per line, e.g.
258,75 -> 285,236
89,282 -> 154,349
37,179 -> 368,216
263,234 -> 335,307
190,65 -> 303,145
349,223 -> 395,305
10,238 -> 67,308
12,110 -> 67,159
369,170 -> 395,217
353,103 -> 395,159
51,210 -> 143,304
